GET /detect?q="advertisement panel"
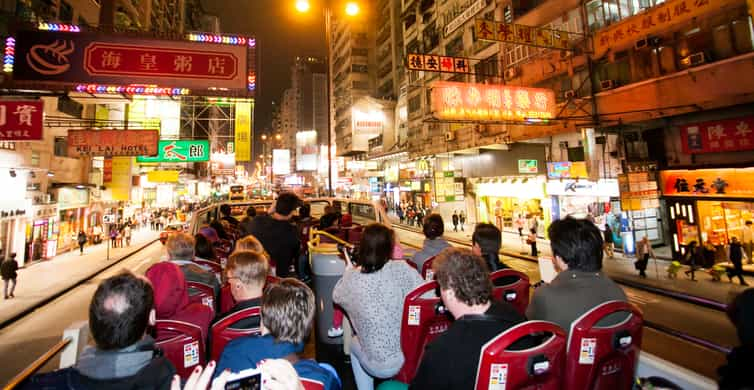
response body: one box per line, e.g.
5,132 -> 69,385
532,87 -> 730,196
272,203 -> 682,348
147,170 -> 179,183
107,157 -> 132,201
0,101 -> 44,141
352,108 -> 385,151
680,117 -> 754,154
234,102 -> 252,161
13,30 -> 248,91
547,161 -> 588,179
296,130 -> 318,171
518,159 -> 538,174
211,152 -> 235,176
660,168 -> 754,199
136,140 -> 210,162
68,129 -> 159,157
273,149 -> 291,175
430,81 -> 555,122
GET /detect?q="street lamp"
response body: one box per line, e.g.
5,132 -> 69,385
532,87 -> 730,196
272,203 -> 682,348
295,0 -> 360,197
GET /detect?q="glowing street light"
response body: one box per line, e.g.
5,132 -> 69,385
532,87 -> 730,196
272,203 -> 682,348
295,0 -> 311,13
345,1 -> 359,16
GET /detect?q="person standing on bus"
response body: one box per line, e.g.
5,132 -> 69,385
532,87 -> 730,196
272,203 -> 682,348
239,206 -> 257,238
248,192 -> 301,277
220,204 -> 239,228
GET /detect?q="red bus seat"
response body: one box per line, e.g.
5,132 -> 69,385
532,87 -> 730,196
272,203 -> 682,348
301,378 -> 325,390
395,281 -> 453,383
187,281 -> 216,315
475,321 -> 566,390
564,300 -> 643,390
344,225 -> 363,245
220,283 -> 235,314
210,306 -> 262,361
154,320 -> 205,381
420,256 -> 436,281
490,269 -> 530,316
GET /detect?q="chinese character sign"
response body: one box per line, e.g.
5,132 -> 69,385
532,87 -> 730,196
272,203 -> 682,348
430,81 -> 555,122
13,30 -> 249,91
593,0 -> 726,58
234,102 -> 252,162
136,140 -> 210,162
474,19 -> 571,50
0,101 -> 44,140
660,168 -> 754,199
680,117 -> 754,154
67,129 -> 159,157
406,53 -> 473,74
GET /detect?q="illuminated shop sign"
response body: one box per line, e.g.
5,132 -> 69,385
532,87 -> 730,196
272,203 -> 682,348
660,168 -> 754,199
430,81 -> 555,122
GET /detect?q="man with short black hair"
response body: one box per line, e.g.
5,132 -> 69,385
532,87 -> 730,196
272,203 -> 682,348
21,272 -> 175,389
410,248 -> 525,390
526,217 -> 627,334
220,204 -> 239,227
238,205 -> 257,238
247,192 -> 301,277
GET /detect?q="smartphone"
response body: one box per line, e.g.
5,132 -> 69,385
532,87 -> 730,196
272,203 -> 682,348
225,367 -> 264,390
337,243 -> 358,266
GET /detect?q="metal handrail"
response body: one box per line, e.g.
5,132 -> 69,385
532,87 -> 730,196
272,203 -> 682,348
4,337 -> 71,390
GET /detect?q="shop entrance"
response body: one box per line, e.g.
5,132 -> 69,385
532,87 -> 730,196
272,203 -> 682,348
697,200 -> 754,245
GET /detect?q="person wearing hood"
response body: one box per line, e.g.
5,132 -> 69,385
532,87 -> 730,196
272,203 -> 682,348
20,272 -> 175,389
411,214 -> 451,272
145,262 -> 213,339
719,288 -> 754,389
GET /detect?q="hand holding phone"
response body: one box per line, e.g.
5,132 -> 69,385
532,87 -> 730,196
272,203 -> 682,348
225,367 -> 265,390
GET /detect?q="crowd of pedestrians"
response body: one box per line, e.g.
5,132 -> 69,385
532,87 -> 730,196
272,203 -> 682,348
15,193 -> 754,390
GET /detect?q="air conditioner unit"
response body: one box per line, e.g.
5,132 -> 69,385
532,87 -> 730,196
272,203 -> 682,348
634,38 -> 648,50
564,90 -> 576,99
684,52 -> 706,67
445,131 -> 456,141
504,67 -> 518,80
600,79 -> 616,90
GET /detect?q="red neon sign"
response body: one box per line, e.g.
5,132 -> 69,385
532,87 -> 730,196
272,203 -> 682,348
430,81 -> 555,122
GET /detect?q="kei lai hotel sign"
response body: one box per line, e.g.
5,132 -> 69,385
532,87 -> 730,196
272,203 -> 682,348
430,81 -> 555,122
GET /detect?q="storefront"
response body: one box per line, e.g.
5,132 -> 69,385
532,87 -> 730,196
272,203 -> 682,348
546,179 -> 620,222
0,168 -> 31,265
55,187 -> 90,253
398,160 -> 434,209
475,176 -> 549,236
25,204 -> 59,261
661,168 -> 754,260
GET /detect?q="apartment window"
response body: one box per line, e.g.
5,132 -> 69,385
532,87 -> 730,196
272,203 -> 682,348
586,0 -> 666,31
352,48 -> 369,57
54,137 -> 67,157
352,80 -> 370,90
474,55 -> 499,84
408,95 -> 421,114
445,35 -> 463,57
352,64 -> 369,73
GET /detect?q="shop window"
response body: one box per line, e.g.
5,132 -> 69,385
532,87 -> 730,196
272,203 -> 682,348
697,201 -> 753,246
54,137 -> 67,157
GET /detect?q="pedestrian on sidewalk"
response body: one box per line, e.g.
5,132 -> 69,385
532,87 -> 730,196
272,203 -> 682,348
727,237 -> 749,286
77,231 -> 87,255
603,223 -> 614,258
636,236 -> 654,278
451,211 -> 459,232
459,211 -> 466,232
109,226 -> 117,248
743,220 -> 753,265
683,241 -> 702,281
527,228 -> 538,257
124,224 -> 132,247
1,252 -> 18,299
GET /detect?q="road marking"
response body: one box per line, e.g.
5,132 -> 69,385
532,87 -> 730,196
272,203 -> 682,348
626,290 -> 659,306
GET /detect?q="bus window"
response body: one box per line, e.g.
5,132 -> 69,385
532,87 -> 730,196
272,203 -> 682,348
309,201 -> 330,218
349,202 -> 377,226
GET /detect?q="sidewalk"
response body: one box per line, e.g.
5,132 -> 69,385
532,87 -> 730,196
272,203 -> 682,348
392,217 -> 751,306
0,228 -> 159,328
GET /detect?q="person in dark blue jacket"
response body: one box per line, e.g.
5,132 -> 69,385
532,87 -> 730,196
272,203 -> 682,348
216,278 -> 341,390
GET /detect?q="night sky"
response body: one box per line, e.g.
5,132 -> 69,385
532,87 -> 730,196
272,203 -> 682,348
203,1 -> 327,160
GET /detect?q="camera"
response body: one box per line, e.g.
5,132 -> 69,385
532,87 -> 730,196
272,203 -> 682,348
337,243 -> 359,266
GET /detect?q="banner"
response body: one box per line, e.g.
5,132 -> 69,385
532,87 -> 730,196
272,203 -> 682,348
107,157 -> 132,201
296,130 -> 318,171
273,149 -> 291,175
680,116 -> 754,154
147,170 -> 179,183
211,152 -> 235,176
0,101 -> 44,140
136,140 -> 210,162
406,54 -> 472,74
68,129 -> 159,156
234,102 -> 252,161
430,81 -> 555,122
660,168 -> 754,199
13,30 -> 248,91
474,19 -> 570,50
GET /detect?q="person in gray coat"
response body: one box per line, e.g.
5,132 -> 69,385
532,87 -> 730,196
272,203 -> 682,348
526,217 -> 627,335
411,214 -> 451,272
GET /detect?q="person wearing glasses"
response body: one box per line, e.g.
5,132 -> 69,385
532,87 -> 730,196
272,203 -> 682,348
214,250 -> 269,329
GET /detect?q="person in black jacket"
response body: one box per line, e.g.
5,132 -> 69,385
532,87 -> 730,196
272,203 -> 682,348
20,272 -> 175,389
1,252 -> 18,299
248,192 -> 301,277
718,288 -> 754,390
410,248 -> 526,390
728,237 -> 749,286
472,223 -> 505,272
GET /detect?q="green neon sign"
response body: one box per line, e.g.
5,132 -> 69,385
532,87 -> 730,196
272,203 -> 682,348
137,140 -> 210,163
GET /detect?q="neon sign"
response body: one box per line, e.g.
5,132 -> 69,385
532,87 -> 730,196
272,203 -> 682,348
430,81 -> 555,122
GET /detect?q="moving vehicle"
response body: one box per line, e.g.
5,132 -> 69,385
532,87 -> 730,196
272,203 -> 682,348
229,185 -> 245,201
160,222 -> 188,245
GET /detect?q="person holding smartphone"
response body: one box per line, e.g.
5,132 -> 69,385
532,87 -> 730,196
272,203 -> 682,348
333,224 -> 424,390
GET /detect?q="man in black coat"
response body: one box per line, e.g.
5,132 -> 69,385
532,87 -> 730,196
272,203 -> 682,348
1,252 -> 18,299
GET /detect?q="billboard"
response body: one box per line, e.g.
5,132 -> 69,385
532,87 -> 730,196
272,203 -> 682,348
234,102 -> 252,161
136,140 -> 210,163
680,117 -> 754,154
296,130 -> 318,171
0,100 -> 44,141
13,30 -> 248,91
67,129 -> 159,157
211,152 -> 235,176
273,149 -> 291,175
430,81 -> 555,122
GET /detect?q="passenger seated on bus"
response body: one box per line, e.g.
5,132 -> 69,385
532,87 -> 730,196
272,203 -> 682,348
20,272 -> 175,389
199,226 -> 220,244
472,223 -> 507,272
410,247 -> 526,390
166,233 -> 221,302
333,223 -> 424,390
220,204 -> 240,227
213,250 -> 268,330
210,220 -> 231,242
238,206 -> 257,238
194,234 -> 219,264
319,205 -> 339,229
247,192 -> 301,278
526,217 -> 627,334
216,278 -> 341,390
146,262 -> 213,339
411,214 -> 451,271
718,288 -> 754,390
235,235 -> 269,259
